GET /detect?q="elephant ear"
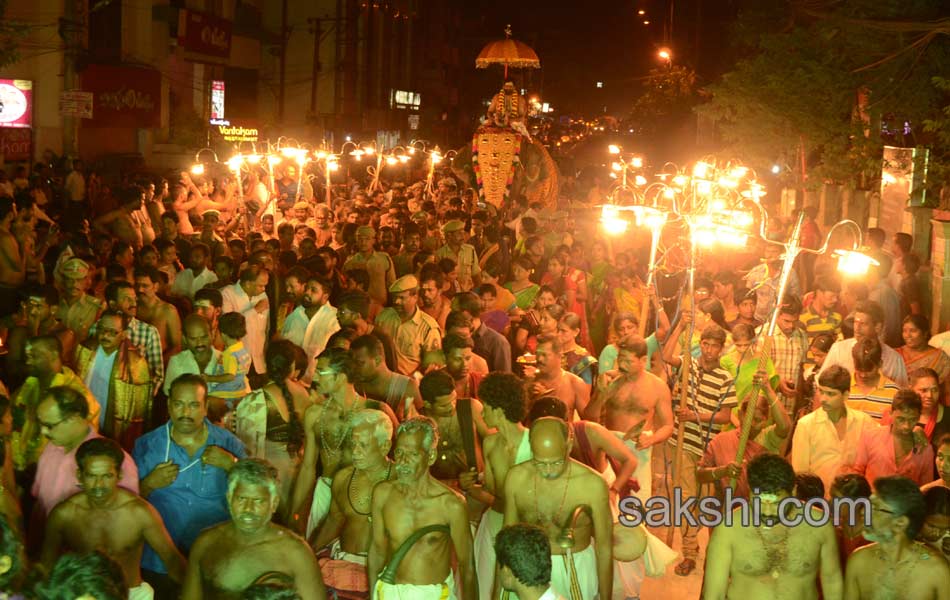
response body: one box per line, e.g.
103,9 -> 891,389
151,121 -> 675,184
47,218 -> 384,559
450,145 -> 475,190
523,141 -> 560,209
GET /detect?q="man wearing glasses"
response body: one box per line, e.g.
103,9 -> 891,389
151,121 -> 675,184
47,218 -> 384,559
844,476 -> 950,599
32,386 -> 138,516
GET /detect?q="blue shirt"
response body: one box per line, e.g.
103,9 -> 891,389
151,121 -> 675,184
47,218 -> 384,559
133,420 -> 246,573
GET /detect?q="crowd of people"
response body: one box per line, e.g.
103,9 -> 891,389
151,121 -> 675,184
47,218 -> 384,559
0,154 -> 948,600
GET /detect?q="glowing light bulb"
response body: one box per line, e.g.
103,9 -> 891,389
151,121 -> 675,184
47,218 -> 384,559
631,157 -> 643,168
247,154 -> 261,164
227,156 -> 243,171
673,175 -> 688,187
190,164 -> 205,176
315,151 -> 328,160
635,175 -> 647,186
693,162 -> 710,178
386,157 -> 398,166
663,187 -> 676,199
268,155 -> 281,166
328,161 -> 340,172
771,164 -> 781,174
834,250 -> 878,277
697,181 -> 712,195
611,162 -> 622,172
608,144 -> 621,155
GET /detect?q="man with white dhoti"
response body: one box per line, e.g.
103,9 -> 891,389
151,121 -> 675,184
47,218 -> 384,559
368,417 -> 477,600
281,276 -> 340,383
583,336 -> 674,598
466,373 -> 533,600
504,418 -> 613,600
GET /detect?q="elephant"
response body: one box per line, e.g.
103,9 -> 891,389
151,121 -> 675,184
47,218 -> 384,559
451,130 -> 559,211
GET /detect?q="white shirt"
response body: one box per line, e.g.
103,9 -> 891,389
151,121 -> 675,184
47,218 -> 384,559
171,268 -> 219,300
163,348 -> 223,396
539,588 -> 566,600
819,336 -> 908,387
300,303 -> 340,382
65,170 -> 85,202
281,305 -> 310,348
221,283 -> 269,373
791,406 -> 879,494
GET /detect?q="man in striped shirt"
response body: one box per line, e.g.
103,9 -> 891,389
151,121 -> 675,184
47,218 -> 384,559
848,337 -> 899,421
800,275 -> 843,340
665,324 -> 737,576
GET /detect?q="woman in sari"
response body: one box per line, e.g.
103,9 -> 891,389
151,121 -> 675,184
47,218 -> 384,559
541,253 -> 592,351
898,314 -> 950,385
883,367 -> 950,451
504,257 -> 540,311
586,240 -> 614,352
557,312 -> 598,385
229,339 -> 311,518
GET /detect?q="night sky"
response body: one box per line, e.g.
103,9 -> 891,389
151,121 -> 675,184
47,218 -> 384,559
458,0 -> 739,116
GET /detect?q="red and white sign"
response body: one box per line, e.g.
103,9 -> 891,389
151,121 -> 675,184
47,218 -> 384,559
0,79 -> 32,128
0,128 -> 32,161
211,80 -> 225,120
179,10 -> 232,60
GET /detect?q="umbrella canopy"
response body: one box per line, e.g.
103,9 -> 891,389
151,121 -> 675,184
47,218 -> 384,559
475,25 -> 540,74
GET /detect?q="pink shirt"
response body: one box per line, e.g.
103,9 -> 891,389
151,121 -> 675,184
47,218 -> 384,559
699,428 -> 771,498
32,428 -> 139,515
851,425 -> 934,487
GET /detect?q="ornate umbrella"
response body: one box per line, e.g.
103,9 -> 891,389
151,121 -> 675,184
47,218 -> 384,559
476,25 -> 541,78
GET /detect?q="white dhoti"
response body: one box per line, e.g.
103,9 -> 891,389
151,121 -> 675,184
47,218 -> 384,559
604,431 -> 676,598
549,544 -> 598,600
306,476 -> 333,539
373,571 -> 457,600
128,581 -> 155,600
474,508 -> 504,600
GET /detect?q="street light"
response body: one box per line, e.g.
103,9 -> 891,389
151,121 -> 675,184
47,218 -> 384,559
658,47 -> 672,62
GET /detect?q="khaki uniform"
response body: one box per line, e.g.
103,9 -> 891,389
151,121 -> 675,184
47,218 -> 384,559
57,294 -> 105,343
435,243 -> 481,292
344,251 -> 395,305
374,307 -> 442,376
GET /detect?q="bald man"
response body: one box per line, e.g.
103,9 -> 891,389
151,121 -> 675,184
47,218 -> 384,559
503,417 -> 613,600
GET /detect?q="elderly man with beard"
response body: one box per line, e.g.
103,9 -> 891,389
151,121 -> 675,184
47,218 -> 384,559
703,453 -> 843,600
311,410 -> 395,598
133,374 -> 246,596
844,476 -> 950,600
368,416 -> 477,600
183,458 -> 326,600
503,417 -> 613,600
41,437 -> 186,600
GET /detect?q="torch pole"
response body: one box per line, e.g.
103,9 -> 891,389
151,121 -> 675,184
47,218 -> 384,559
728,211 -> 805,488
638,225 -> 661,338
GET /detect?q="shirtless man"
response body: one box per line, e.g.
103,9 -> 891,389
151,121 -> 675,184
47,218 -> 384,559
134,266 -> 183,356
0,198 -> 25,316
351,334 -> 422,420
368,416 -> 477,599
504,417 -> 613,600
93,185 -> 147,249
291,347 -> 397,538
311,409 -> 395,598
586,336 -> 673,500
529,336 -> 590,421
469,372 -> 533,600
183,458 -> 326,600
419,370 -> 490,489
844,476 -> 950,600
703,453 -> 843,600
41,437 -> 186,600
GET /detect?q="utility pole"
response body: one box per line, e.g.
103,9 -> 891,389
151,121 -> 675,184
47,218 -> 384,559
308,18 -> 322,118
278,0 -> 288,123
